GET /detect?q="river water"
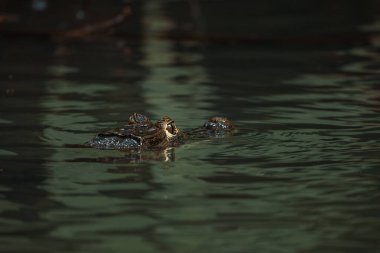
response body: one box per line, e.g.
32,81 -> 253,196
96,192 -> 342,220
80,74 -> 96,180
1,1 -> 380,252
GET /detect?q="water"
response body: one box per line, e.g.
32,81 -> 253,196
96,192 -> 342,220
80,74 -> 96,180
1,1 -> 380,252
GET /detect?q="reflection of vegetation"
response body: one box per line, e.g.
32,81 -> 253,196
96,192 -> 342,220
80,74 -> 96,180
0,3 -> 132,40
57,6 -> 131,40
41,79 -> 118,146
141,1 -> 216,125
0,13 -> 18,23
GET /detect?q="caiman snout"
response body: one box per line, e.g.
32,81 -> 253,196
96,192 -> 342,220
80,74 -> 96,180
204,116 -> 235,132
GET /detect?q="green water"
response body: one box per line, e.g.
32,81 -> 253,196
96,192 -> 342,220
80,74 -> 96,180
1,1 -> 380,252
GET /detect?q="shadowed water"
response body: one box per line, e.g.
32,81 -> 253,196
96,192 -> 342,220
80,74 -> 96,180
1,1 -> 380,253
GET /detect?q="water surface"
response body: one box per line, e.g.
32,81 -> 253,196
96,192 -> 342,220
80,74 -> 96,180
1,1 -> 380,252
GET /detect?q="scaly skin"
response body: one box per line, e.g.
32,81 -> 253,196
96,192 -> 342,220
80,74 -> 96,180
87,113 -> 234,150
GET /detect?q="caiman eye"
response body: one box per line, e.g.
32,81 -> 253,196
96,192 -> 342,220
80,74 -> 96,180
166,123 -> 176,135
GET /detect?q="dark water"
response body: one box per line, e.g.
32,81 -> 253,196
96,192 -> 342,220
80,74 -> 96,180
1,1 -> 380,252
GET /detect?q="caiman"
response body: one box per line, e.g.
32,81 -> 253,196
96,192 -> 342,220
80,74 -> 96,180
87,113 -> 235,150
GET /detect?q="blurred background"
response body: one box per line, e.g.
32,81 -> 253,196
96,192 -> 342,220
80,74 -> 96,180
1,1 -> 380,253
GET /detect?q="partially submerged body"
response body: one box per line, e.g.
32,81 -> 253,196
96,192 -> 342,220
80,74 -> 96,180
87,113 -> 235,151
